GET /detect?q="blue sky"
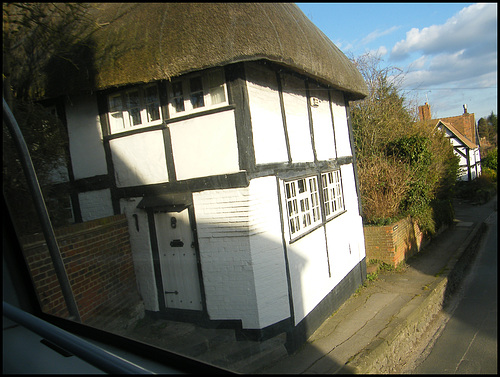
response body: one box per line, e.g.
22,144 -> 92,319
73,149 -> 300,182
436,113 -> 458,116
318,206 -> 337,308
296,3 -> 497,121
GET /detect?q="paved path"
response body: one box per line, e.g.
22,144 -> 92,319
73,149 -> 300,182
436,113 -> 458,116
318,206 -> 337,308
87,196 -> 496,374
412,210 -> 497,374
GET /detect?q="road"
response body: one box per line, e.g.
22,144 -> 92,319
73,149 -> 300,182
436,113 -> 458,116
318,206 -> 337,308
412,209 -> 497,374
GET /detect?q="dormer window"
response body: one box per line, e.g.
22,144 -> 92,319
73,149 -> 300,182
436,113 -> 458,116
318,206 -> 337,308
168,68 -> 227,118
107,84 -> 162,134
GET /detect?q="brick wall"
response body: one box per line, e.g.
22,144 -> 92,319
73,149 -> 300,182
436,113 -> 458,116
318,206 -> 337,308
363,216 -> 426,267
20,214 -> 140,323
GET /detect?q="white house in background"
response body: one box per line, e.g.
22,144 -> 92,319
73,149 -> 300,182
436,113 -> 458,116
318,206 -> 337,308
41,3 -> 368,350
419,103 -> 481,181
436,120 -> 481,181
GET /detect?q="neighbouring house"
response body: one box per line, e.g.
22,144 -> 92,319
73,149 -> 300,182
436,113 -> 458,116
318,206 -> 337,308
419,103 -> 481,181
36,3 -> 369,349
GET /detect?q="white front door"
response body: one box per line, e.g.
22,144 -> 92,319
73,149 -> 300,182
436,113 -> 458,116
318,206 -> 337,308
154,209 -> 203,311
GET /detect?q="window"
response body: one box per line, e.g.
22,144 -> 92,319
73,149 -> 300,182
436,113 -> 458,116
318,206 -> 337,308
108,84 -> 162,134
168,69 -> 227,118
284,176 -> 321,238
321,170 -> 345,219
284,170 -> 345,240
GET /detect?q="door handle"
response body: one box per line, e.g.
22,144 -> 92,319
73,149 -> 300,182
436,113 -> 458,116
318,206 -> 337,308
165,290 -> 178,295
170,239 -> 184,247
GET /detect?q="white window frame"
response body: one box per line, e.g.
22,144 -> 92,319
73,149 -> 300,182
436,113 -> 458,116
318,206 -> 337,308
284,175 -> 322,240
107,84 -> 162,134
167,68 -> 228,118
321,170 -> 345,219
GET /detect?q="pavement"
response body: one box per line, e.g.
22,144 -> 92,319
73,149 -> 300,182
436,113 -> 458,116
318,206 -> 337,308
94,194 -> 497,374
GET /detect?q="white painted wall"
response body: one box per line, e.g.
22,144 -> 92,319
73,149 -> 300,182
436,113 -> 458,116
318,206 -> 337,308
193,176 -> 290,329
120,198 -> 159,312
328,164 -> 366,285
169,110 -> 240,181
325,211 -> 365,288
330,90 -> 352,158
110,130 -> 169,187
440,126 -> 481,181
194,188 -> 258,327
309,87 -> 336,161
286,227 -> 330,324
340,163 -> 361,217
65,95 -> 108,179
278,164 -> 365,325
281,74 -> 314,163
245,62 -> 289,165
473,148 -> 481,178
78,189 -> 114,221
247,177 -> 290,328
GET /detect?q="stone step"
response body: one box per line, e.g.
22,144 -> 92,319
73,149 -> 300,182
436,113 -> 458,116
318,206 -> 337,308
227,334 -> 288,373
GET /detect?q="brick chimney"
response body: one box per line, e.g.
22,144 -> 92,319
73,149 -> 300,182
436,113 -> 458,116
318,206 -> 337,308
418,103 -> 431,121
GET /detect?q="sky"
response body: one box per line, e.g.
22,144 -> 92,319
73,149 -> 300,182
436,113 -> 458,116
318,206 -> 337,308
296,3 -> 497,121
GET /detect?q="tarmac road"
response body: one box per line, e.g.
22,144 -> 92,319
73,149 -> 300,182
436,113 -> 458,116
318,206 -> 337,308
412,209 -> 497,374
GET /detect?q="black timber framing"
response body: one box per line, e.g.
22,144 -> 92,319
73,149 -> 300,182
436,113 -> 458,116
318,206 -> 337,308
114,172 -> 249,200
96,92 -> 120,216
305,81 -> 318,163
225,63 -> 256,173
82,59 -> 360,213
37,96 -> 83,223
344,96 -> 364,217
276,69 -> 293,164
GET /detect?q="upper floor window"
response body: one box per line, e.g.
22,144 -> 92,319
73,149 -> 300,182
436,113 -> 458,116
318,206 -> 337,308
108,84 -> 162,134
168,68 -> 227,118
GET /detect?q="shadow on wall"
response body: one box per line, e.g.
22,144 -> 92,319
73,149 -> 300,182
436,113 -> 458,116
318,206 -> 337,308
17,214 -> 142,325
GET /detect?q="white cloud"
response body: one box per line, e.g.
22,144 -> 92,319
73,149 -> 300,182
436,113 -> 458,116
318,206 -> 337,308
391,3 -> 497,60
335,40 -> 354,52
368,45 -> 388,57
393,3 -> 497,95
361,26 -> 400,45
402,48 -> 497,90
408,55 -> 427,70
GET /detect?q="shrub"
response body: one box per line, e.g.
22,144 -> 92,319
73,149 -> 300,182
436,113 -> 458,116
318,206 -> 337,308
358,154 -> 412,224
350,53 -> 459,233
482,148 -> 497,172
430,199 -> 455,231
386,135 -> 432,167
455,173 -> 497,203
482,167 -> 497,181
385,135 -> 437,233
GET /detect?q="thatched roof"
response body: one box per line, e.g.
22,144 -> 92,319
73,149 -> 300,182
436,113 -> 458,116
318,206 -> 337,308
47,3 -> 367,100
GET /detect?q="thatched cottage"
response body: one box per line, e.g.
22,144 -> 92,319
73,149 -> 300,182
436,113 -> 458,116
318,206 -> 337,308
40,3 -> 368,348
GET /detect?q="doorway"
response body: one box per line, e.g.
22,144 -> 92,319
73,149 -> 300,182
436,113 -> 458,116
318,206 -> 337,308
154,208 -> 203,311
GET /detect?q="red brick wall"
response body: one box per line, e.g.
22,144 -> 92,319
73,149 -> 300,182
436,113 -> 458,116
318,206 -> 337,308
363,216 -> 426,267
20,214 -> 139,323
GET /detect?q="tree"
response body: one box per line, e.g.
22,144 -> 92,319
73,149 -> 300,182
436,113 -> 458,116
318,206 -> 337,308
487,111 -> 497,132
3,3 -> 99,234
478,114 -> 496,141
349,52 -> 458,234
478,112 -> 498,160
4,3 -> 94,102
482,148 -> 497,172
349,53 -> 416,159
